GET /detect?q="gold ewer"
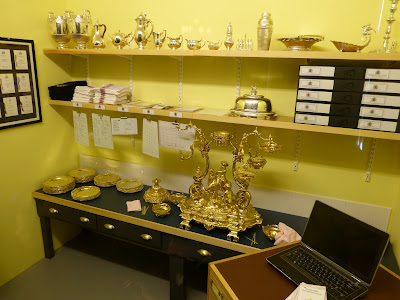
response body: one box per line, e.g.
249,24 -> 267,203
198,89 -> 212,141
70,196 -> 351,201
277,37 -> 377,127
133,13 -> 154,50
91,21 -> 107,48
152,30 -> 167,50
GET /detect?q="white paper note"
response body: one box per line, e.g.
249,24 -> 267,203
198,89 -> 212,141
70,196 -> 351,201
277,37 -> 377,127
111,117 -> 138,135
0,49 -> 12,70
19,95 -> 33,114
73,111 -> 89,146
14,50 -> 29,70
142,118 -> 159,158
286,283 -> 327,300
16,73 -> 31,92
158,120 -> 195,151
3,97 -> 19,117
0,73 -> 15,94
92,113 -> 114,149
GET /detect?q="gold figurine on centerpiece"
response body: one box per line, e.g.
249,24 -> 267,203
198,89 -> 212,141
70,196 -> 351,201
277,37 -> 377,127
176,124 -> 281,242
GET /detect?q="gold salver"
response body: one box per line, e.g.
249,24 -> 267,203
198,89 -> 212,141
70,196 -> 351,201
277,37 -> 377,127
152,203 -> 171,217
176,124 -> 281,242
42,175 -> 76,194
94,173 -> 120,187
71,186 -> 101,201
116,178 -> 143,193
68,168 -> 97,183
143,178 -> 170,204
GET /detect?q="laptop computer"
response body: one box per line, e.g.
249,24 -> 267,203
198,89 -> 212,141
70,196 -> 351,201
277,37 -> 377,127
266,200 -> 389,300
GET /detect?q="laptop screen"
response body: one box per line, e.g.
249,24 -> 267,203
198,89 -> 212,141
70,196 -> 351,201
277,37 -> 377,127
302,201 -> 389,285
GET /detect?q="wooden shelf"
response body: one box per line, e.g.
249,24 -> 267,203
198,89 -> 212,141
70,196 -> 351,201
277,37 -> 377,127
49,100 -> 400,141
43,48 -> 400,61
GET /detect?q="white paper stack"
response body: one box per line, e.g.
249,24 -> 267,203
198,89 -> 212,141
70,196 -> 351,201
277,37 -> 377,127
93,84 -> 130,105
286,282 -> 327,300
72,86 -> 97,103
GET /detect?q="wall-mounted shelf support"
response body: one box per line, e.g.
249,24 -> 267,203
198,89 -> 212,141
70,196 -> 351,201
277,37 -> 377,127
365,138 -> 377,182
236,58 -> 242,98
179,57 -> 183,107
293,131 -> 301,171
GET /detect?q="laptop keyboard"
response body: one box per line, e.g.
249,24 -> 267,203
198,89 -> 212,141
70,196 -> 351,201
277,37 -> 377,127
283,248 -> 360,299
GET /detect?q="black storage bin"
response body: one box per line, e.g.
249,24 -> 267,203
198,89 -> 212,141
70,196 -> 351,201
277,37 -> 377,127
48,81 -> 87,101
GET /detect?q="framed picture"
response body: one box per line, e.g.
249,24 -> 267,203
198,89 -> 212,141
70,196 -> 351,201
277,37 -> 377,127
0,37 -> 42,130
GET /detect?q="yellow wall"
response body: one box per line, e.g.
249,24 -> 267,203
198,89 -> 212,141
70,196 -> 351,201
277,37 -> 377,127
1,0 -> 400,286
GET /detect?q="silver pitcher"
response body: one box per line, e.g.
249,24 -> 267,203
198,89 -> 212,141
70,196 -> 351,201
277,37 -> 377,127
68,9 -> 92,49
91,21 -> 107,49
152,30 -> 166,50
133,13 -> 154,50
48,11 -> 73,49
109,30 -> 133,49
186,39 -> 205,50
167,35 -> 183,50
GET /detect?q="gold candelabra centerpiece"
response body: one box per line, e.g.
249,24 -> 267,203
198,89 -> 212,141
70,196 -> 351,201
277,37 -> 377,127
176,124 -> 281,242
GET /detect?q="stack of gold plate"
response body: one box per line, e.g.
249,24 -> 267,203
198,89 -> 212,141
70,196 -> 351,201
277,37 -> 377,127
71,186 -> 101,201
94,173 -> 120,187
116,179 -> 143,193
42,176 -> 76,194
68,168 -> 97,183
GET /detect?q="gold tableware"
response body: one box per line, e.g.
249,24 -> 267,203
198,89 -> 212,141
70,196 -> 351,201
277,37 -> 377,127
224,23 -> 234,50
143,178 -> 170,203
94,173 -> 120,187
230,86 -> 276,119
71,186 -> 101,201
167,35 -> 183,50
152,30 -> 167,50
169,192 -> 187,205
262,224 -> 280,240
277,35 -> 324,51
109,30 -> 133,49
152,203 -> 171,217
67,9 -> 92,49
186,39 -> 205,50
48,11 -> 73,49
133,13 -> 154,50
68,168 -> 97,183
212,131 -> 231,146
116,178 -> 143,193
42,175 -> 75,194
331,24 -> 375,52
91,21 -> 107,49
207,40 -> 222,50
257,12 -> 273,51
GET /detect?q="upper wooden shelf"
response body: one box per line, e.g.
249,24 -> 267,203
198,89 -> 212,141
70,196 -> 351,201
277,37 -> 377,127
49,100 -> 400,141
43,48 -> 400,61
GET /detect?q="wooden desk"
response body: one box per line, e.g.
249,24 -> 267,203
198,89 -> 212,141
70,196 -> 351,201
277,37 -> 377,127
208,242 -> 400,300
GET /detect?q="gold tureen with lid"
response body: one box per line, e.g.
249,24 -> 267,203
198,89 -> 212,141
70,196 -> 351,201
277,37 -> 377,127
230,86 -> 276,119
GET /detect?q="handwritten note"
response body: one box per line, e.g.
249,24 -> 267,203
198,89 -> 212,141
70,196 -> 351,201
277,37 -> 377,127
158,120 -> 195,151
111,117 -> 138,135
92,113 -> 114,149
73,111 -> 89,146
142,118 -> 159,158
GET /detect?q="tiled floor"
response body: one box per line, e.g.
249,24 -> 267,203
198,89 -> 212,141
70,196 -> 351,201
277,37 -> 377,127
0,232 -> 207,300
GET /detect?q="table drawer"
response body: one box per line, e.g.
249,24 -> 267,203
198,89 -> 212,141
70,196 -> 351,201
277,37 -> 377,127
296,102 -> 331,114
97,216 -> 162,250
362,94 -> 400,107
299,66 -> 365,79
359,106 -> 400,120
35,199 -> 97,230
365,68 -> 400,80
364,81 -> 400,94
295,113 -> 329,125
164,235 -> 240,263
358,119 -> 399,132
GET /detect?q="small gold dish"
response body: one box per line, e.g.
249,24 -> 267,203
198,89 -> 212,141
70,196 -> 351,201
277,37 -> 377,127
331,40 -> 367,52
71,186 -> 101,201
144,178 -> 170,204
68,168 -> 97,183
169,192 -> 187,205
116,178 -> 143,193
277,35 -> 324,51
94,173 -> 120,187
262,224 -> 280,241
42,175 -> 76,194
152,203 -> 171,217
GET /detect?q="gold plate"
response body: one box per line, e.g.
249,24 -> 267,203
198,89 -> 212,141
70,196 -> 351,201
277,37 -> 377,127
71,186 -> 101,201
68,168 -> 97,183
94,173 -> 120,187
152,203 -> 171,217
116,178 -> 143,192
43,176 -> 75,188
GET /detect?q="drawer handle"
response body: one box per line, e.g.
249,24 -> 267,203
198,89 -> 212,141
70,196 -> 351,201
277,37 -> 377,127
49,208 -> 58,214
197,249 -> 211,257
141,234 -> 152,240
80,217 -> 90,223
104,224 -> 115,230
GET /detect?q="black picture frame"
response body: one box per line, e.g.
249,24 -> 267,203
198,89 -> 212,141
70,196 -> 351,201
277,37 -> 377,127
0,37 -> 42,130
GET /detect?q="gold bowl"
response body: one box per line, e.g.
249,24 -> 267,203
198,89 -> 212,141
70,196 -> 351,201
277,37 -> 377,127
262,224 -> 281,240
331,40 -> 367,52
277,35 -> 324,51
152,203 -> 171,217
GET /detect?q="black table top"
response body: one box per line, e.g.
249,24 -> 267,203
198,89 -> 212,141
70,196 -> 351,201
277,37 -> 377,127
34,182 -> 399,275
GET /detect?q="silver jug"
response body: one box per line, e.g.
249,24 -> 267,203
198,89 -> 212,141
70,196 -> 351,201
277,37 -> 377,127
109,30 -> 133,49
152,30 -> 167,50
68,9 -> 92,49
167,35 -> 183,50
133,13 -> 154,50
48,11 -> 73,49
91,21 -> 107,49
257,12 -> 273,51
